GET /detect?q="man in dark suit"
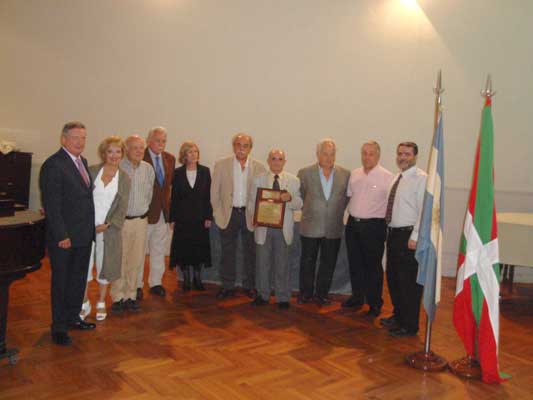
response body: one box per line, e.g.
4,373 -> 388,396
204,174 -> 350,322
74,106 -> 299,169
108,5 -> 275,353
39,121 -> 96,346
136,127 -> 176,298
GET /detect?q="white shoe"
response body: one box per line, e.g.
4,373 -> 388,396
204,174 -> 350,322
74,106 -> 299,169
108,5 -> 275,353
80,301 -> 91,320
96,301 -> 107,321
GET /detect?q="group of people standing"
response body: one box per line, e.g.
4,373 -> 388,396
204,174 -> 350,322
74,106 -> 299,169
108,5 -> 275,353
39,121 -> 426,346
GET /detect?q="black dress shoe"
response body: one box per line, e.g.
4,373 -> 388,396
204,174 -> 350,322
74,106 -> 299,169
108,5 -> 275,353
216,288 -> 235,300
379,316 -> 397,328
150,285 -> 166,297
52,332 -> 72,346
366,307 -> 381,317
136,288 -> 144,301
278,302 -> 290,310
251,296 -> 269,306
314,295 -> 331,306
124,299 -> 141,312
389,327 -> 417,338
68,320 -> 96,330
341,296 -> 364,309
297,294 -> 312,304
111,300 -> 124,314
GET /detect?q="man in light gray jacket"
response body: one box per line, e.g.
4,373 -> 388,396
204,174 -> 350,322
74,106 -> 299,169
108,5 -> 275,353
249,149 -> 303,309
297,139 -> 350,306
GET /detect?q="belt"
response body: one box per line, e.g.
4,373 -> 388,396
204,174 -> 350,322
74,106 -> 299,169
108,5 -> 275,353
232,207 -> 246,212
387,226 -> 414,232
349,216 -> 385,223
125,211 -> 149,220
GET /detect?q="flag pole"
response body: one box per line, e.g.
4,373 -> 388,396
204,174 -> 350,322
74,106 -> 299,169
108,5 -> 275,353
448,75 -> 496,380
406,70 -> 447,372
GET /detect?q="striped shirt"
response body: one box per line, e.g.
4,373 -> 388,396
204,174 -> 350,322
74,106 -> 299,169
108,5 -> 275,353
120,158 -> 155,217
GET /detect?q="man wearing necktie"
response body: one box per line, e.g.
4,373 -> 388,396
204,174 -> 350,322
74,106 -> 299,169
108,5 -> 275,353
248,149 -> 303,309
39,121 -> 96,346
382,142 -> 427,338
138,127 -> 176,298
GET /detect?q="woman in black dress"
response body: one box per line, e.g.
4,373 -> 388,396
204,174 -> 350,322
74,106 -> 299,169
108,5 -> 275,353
169,141 -> 213,291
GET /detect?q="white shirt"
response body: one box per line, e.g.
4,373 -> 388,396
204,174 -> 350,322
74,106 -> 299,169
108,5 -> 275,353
62,146 -> 89,177
93,168 -> 119,226
388,165 -> 427,242
264,171 -> 288,190
232,156 -> 250,207
186,169 -> 197,188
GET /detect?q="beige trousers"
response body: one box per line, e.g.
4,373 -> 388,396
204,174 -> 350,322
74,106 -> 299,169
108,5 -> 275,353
111,217 -> 148,302
137,211 -> 170,289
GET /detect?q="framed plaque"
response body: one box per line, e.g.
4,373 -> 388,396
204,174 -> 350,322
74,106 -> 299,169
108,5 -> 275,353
253,188 -> 286,228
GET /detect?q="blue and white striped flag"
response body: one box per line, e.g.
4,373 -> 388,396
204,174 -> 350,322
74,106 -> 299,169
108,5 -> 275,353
415,109 -> 444,322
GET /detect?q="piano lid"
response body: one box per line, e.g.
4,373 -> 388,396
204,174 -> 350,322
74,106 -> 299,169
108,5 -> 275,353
0,210 -> 45,276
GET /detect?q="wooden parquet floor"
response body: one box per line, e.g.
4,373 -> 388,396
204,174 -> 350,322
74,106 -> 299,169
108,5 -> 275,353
1,257 -> 533,399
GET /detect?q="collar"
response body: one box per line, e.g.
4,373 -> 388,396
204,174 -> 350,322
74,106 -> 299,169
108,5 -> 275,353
268,170 -> 284,179
234,156 -> 250,169
62,147 -> 81,163
364,164 -> 381,176
400,165 -> 417,177
123,157 -> 140,169
148,148 -> 163,160
318,164 -> 336,171
319,165 -> 335,176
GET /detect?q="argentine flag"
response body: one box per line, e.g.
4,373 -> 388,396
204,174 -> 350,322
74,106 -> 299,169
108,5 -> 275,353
415,109 -> 444,322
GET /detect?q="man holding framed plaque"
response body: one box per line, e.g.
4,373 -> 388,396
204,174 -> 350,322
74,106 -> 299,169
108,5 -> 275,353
249,149 -> 302,309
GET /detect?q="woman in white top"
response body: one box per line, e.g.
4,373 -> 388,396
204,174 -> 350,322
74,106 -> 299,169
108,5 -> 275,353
80,136 -> 130,321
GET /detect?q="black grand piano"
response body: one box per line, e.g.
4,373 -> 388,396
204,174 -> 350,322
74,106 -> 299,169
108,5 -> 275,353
0,151 -> 45,365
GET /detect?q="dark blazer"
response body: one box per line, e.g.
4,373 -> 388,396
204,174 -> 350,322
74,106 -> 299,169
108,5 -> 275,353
39,148 -> 95,247
169,164 -> 213,268
144,150 -> 176,224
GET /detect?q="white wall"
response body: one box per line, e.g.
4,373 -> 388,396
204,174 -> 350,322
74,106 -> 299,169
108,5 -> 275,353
1,0 -> 532,279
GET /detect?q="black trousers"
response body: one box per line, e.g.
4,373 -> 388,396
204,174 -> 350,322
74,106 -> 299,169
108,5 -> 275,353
345,217 -> 386,309
219,208 -> 256,290
48,244 -> 92,333
299,236 -> 341,298
386,228 -> 423,333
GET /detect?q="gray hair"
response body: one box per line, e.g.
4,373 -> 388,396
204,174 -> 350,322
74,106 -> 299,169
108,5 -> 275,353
268,148 -> 286,159
232,132 -> 253,148
61,121 -> 86,137
125,135 -> 146,149
147,126 -> 167,142
316,138 -> 336,154
361,140 -> 381,154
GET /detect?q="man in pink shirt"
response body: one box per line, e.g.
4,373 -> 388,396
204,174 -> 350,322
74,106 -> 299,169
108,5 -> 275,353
343,141 -> 393,316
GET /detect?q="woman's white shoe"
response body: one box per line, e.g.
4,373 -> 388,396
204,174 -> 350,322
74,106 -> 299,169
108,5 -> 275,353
79,301 -> 91,320
96,301 -> 107,321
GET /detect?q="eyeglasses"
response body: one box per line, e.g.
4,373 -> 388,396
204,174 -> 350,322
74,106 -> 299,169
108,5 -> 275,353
270,157 -> 284,161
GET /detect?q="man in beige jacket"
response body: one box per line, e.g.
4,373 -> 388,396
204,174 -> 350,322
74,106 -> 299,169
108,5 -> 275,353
211,133 -> 267,299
